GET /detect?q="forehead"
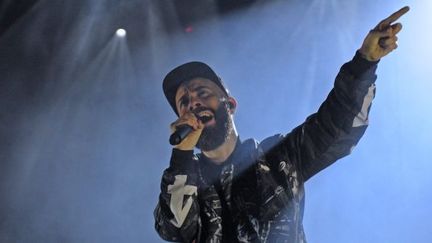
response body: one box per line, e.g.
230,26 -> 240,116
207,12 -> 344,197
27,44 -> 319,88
175,77 -> 222,100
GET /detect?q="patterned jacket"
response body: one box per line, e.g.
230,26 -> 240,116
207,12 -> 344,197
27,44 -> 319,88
154,52 -> 378,242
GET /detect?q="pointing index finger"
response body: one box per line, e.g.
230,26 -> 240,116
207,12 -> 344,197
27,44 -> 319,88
376,6 -> 410,30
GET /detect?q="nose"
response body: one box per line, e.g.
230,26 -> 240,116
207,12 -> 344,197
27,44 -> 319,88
188,95 -> 202,111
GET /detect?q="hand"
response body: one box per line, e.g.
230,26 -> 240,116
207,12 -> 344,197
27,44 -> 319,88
170,112 -> 204,151
359,6 -> 410,61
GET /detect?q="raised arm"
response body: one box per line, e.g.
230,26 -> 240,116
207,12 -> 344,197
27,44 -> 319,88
265,6 -> 409,181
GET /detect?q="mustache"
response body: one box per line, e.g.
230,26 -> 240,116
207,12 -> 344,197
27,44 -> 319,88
192,100 -> 229,116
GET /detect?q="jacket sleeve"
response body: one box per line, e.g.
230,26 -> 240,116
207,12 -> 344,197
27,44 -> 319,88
267,51 -> 379,182
154,149 -> 200,242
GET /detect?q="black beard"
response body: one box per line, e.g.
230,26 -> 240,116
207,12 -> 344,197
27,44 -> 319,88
196,102 -> 232,151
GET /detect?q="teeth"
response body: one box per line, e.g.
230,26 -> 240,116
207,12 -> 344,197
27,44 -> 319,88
198,111 -> 212,117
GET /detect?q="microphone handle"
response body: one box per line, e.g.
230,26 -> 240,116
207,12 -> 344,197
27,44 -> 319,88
169,125 -> 194,145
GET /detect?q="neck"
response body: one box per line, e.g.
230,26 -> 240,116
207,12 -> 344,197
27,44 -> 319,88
202,125 -> 238,165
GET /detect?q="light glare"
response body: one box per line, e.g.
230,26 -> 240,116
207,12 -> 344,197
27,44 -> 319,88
116,28 -> 126,37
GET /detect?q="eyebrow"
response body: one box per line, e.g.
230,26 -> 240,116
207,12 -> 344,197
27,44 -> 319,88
191,85 -> 211,92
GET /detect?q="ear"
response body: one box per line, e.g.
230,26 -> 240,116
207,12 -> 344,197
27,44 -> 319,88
227,96 -> 237,114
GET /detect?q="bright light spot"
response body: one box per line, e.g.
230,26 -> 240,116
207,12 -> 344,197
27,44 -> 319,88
116,28 -> 126,37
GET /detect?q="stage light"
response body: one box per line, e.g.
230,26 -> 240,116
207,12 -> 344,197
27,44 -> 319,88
184,26 -> 193,33
116,28 -> 126,37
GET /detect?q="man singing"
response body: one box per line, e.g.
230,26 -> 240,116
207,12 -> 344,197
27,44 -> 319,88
154,6 -> 409,243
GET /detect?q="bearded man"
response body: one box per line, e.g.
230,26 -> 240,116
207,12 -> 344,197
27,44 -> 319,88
154,6 -> 409,243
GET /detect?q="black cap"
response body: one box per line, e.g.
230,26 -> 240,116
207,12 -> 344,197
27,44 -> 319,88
163,61 -> 229,116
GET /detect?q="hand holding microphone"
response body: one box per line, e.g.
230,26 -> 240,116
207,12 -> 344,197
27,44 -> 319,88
169,112 -> 205,150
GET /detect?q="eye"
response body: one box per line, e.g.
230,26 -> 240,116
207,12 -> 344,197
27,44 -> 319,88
198,90 -> 209,98
178,97 -> 189,108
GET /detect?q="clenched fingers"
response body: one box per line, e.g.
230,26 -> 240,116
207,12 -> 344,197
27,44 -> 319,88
379,36 -> 398,48
390,23 -> 403,35
170,112 -> 203,132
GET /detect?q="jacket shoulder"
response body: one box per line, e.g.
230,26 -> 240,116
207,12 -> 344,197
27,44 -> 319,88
260,134 -> 285,154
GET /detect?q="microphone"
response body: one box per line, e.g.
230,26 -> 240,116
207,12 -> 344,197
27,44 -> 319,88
169,116 -> 211,145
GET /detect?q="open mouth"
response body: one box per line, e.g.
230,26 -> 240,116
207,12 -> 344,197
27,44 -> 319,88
197,110 -> 215,126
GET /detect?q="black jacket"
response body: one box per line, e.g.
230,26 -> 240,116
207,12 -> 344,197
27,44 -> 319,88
154,52 -> 378,242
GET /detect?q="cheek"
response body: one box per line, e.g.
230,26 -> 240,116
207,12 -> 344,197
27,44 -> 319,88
178,108 -> 188,117
204,95 -> 221,108
175,103 -> 187,115
175,105 -> 182,115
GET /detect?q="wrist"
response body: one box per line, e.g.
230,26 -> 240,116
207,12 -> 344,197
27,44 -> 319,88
174,144 -> 195,151
357,48 -> 380,62
347,50 -> 379,77
170,148 -> 196,172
